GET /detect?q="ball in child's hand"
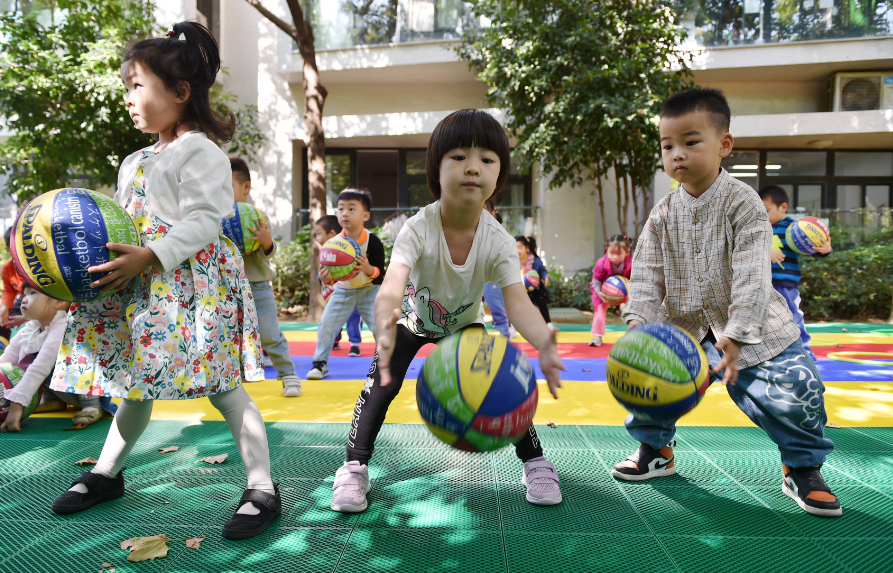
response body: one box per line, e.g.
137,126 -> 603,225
0,363 -> 39,423
522,269 -> 540,291
417,328 -> 538,452
11,188 -> 142,303
221,202 -> 268,254
607,323 -> 709,424
602,275 -> 629,305
319,235 -> 361,281
785,216 -> 829,255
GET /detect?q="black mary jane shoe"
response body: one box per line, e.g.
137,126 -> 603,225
222,484 -> 282,540
51,470 -> 125,514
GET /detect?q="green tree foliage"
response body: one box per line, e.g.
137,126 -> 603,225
457,0 -> 693,239
0,0 -> 264,201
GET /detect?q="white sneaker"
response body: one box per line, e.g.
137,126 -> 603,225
331,461 -> 370,513
589,336 -> 602,347
522,457 -> 562,506
306,361 -> 328,380
282,375 -> 302,397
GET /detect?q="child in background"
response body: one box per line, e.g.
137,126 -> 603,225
230,157 -> 302,397
49,22 -> 280,539
482,199 -> 513,338
758,185 -> 831,360
515,235 -> 551,326
618,88 -> 840,517
307,189 -> 385,380
589,234 -> 633,347
331,109 -> 564,513
313,215 -> 364,357
0,228 -> 27,329
0,286 -> 116,432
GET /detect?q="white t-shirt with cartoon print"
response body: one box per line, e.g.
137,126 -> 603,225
390,202 -> 522,338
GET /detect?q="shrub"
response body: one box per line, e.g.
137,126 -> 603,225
546,259 -> 595,312
800,241 -> 893,320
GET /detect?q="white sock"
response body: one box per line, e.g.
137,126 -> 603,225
208,386 -> 275,515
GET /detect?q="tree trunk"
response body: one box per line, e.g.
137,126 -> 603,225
594,162 -> 608,245
245,0 -> 328,320
888,291 -> 893,324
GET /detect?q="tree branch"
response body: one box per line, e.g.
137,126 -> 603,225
244,0 -> 298,40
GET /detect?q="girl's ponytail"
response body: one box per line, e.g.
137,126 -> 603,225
124,21 -> 235,142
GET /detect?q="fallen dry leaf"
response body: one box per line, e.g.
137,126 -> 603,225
63,424 -> 87,431
163,501 -> 170,504
582,368 -> 591,372
870,387 -> 880,391
110,569 -> 116,572
185,536 -> 206,549
841,328 -> 849,332
826,423 -> 841,428
76,457 -> 99,466
196,454 -> 228,464
101,564 -> 111,569
547,421 -> 557,428
122,534 -> 169,562
158,446 -> 180,453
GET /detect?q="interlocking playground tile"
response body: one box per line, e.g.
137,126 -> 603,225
497,482 -> 646,535
137,420 -> 236,446
0,518 -> 59,562
621,483 -> 793,538
823,427 -> 891,451
277,479 -> 360,529
374,423 -> 446,449
490,447 -> 614,484
167,527 -> 348,573
598,449 -> 742,488
378,447 -> 495,484
0,439 -> 95,475
267,421 -> 351,447
0,473 -> 94,525
336,528 -> 505,573
357,478 -> 501,530
824,452 -> 893,486
706,449 -> 858,488
504,532 -> 670,573
271,445 -> 359,481
576,424 -> 643,451
673,426 -> 779,452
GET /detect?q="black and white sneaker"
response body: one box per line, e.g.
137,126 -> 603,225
307,360 -> 329,380
349,345 -> 361,357
782,464 -> 842,517
612,442 -> 677,481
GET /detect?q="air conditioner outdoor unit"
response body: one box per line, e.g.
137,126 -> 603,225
827,72 -> 893,112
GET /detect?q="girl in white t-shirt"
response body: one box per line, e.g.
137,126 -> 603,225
48,22 -> 279,540
331,109 -> 565,513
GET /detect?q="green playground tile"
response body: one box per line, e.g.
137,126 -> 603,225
378,447 -> 495,484
848,427 -> 893,447
271,445 -> 366,481
138,420 -> 238,446
504,532 -> 671,573
0,519 -> 58,564
0,473 -> 91,524
357,478 -> 501,530
336,528 -> 506,573
674,426 -> 778,452
531,423 -> 597,450
0,440 -> 94,475
374,423 -> 448,449
277,480 -> 359,529
149,443 -> 246,480
497,482 -> 647,535
621,483 -> 794,538
11,524 -> 200,573
658,534 -> 848,573
164,527 -> 348,573
816,538 -> 893,573
268,421 -> 351,447
710,450 -> 863,489
10,416 -> 93,440
823,427 -> 891,452
576,425 -> 642,451
748,485 -> 893,539
824,452 -> 893,485
490,448 -> 614,484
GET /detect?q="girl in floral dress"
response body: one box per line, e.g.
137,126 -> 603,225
49,22 -> 280,540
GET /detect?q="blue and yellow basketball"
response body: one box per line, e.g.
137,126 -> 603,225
0,363 -> 39,423
11,188 -> 141,302
319,235 -> 361,281
417,328 -> 538,452
785,216 -> 830,255
523,269 -> 540,291
221,202 -> 269,254
602,275 -> 629,304
606,324 -> 709,424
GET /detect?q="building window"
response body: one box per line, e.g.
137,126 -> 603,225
196,0 -> 220,41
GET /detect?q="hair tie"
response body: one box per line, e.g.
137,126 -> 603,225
167,30 -> 175,37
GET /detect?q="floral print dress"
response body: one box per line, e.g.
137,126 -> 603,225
51,149 -> 264,400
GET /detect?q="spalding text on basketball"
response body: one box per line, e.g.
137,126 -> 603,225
19,204 -> 56,287
608,368 -> 658,401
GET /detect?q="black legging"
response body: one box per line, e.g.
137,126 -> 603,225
346,323 -> 545,464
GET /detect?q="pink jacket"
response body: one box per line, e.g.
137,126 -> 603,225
590,253 -> 633,294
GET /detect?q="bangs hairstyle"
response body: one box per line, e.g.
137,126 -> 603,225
230,157 -> 250,183
605,234 -> 632,251
514,235 -> 538,254
338,188 -> 372,212
315,215 -> 342,235
758,185 -> 790,207
660,88 -> 731,133
123,21 -> 235,142
426,109 -> 511,200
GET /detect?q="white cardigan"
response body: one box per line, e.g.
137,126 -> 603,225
116,131 -> 235,272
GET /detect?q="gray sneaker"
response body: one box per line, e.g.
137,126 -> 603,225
307,361 -> 328,380
282,375 -> 302,397
331,461 -> 370,513
522,457 -> 562,506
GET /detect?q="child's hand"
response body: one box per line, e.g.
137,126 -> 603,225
319,267 -> 334,285
88,244 -> 160,294
1,402 -> 23,432
770,250 -> 786,264
354,254 -> 376,277
597,291 -> 608,303
538,328 -> 564,399
814,238 -> 832,255
377,308 -> 401,387
0,305 -> 9,327
247,218 -> 274,253
627,320 -> 643,329
712,337 -> 743,386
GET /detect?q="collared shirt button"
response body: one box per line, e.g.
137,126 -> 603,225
702,303 -> 709,309
696,248 -> 701,253
698,277 -> 703,282
693,217 -> 699,223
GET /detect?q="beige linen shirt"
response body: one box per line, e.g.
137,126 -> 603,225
621,168 -> 800,369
